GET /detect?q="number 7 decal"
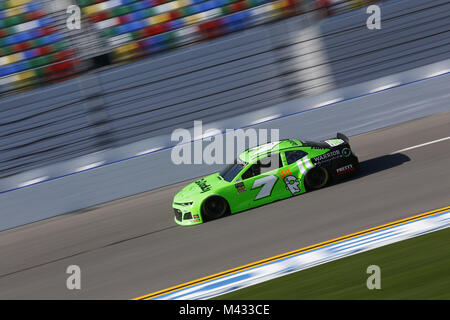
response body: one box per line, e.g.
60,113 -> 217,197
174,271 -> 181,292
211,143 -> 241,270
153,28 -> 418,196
252,175 -> 277,200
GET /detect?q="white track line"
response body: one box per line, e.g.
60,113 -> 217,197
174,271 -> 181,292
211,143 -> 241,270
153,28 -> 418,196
391,136 -> 450,154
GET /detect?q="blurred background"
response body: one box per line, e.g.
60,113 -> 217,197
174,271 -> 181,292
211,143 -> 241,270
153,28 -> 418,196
0,0 -> 377,93
0,0 -> 448,180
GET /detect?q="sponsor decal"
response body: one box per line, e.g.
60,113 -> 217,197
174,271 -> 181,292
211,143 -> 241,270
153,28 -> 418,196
336,164 -> 355,175
195,178 -> 211,193
324,139 -> 344,147
296,156 -> 315,174
235,182 -> 247,194
312,150 -> 341,164
342,148 -> 352,157
279,168 -> 301,195
284,175 -> 301,195
278,168 -> 292,178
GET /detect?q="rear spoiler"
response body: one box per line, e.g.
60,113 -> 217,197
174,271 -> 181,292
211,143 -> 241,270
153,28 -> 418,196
337,132 -> 349,143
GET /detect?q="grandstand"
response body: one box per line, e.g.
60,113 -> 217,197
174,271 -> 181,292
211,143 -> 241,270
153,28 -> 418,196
0,0 -> 82,92
0,0 -> 376,94
78,0 -> 302,62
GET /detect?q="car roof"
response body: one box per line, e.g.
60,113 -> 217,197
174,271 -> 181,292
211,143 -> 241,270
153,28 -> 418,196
238,139 -> 303,163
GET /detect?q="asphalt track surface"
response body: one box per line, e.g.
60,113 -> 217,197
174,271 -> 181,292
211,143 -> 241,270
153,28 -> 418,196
0,111 -> 449,299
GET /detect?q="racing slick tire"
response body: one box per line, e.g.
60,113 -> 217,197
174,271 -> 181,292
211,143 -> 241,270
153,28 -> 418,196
202,196 -> 229,221
305,167 -> 329,190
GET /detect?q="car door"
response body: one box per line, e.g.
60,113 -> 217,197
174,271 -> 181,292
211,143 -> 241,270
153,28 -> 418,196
231,153 -> 287,212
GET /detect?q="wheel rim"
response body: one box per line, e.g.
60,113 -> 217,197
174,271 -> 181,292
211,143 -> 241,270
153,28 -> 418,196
203,197 -> 227,219
306,168 -> 328,189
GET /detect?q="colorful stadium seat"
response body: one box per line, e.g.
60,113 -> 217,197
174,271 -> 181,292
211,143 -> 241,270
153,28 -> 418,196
0,0 -> 79,91
75,0 -> 301,62
0,0 -> 371,92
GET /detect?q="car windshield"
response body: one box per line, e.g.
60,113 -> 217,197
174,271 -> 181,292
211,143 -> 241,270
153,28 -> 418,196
220,161 -> 246,182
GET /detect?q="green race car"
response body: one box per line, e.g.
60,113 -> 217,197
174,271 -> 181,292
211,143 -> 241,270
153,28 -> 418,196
173,133 -> 359,226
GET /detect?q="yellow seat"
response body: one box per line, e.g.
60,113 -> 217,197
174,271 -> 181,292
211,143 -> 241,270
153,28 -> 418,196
83,4 -> 100,16
185,14 -> 201,25
7,6 -> 24,17
7,0 -> 31,9
151,13 -> 171,25
16,70 -> 35,81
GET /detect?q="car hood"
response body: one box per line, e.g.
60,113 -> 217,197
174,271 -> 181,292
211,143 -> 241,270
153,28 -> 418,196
174,172 -> 228,203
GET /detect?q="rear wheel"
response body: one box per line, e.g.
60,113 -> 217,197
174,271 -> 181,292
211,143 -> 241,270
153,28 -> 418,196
202,196 -> 228,221
305,167 -> 329,190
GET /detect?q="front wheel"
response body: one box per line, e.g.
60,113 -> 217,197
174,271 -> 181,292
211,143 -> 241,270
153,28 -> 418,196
202,196 -> 229,221
305,167 -> 329,190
